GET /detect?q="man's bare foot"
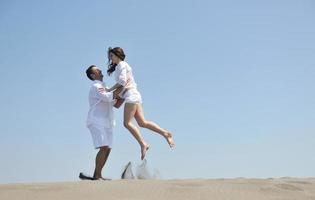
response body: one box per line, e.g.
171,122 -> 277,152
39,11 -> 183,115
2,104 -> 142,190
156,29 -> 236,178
93,176 -> 101,180
141,144 -> 150,160
93,176 -> 111,181
98,177 -> 111,181
164,132 -> 175,148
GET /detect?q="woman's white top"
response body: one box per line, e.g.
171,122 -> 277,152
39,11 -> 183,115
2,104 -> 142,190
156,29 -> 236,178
115,61 -> 138,90
114,61 -> 142,104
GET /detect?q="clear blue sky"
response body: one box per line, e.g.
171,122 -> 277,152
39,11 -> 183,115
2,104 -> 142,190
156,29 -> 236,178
0,0 -> 314,184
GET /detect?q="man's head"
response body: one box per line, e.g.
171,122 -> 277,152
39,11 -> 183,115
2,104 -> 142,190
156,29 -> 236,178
86,65 -> 104,81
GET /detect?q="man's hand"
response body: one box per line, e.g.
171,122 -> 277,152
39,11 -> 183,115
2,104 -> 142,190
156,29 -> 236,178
97,87 -> 106,93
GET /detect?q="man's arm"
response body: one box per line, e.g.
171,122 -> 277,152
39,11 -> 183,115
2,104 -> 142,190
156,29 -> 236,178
96,85 -> 123,102
95,86 -> 114,102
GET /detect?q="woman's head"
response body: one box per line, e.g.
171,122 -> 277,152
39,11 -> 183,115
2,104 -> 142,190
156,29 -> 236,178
107,47 -> 126,75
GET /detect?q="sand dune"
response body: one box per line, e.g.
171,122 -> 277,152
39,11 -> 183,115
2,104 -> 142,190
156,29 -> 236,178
1,178 -> 314,200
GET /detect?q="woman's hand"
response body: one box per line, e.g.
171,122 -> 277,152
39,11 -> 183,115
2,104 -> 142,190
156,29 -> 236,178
113,87 -> 123,99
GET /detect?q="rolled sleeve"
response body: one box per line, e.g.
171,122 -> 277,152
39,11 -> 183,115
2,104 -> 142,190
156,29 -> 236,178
95,87 -> 114,102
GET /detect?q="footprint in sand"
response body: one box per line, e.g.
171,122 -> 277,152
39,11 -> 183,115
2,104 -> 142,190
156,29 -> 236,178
275,183 -> 303,191
286,180 -> 312,185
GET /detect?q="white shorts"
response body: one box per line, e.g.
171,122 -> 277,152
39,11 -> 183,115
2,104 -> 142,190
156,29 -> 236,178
87,125 -> 113,149
122,88 -> 142,104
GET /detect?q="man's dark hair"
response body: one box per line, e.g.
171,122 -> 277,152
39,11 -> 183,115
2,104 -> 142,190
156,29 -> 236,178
86,65 -> 96,80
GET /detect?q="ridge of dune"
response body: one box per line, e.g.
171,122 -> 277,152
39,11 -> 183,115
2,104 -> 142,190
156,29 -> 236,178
1,178 -> 315,200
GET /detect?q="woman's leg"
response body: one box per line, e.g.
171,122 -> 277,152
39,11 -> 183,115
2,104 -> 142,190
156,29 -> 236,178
134,104 -> 175,148
124,103 -> 150,160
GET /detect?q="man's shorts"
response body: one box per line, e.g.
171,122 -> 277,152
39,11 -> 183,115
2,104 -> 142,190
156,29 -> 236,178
87,125 -> 113,149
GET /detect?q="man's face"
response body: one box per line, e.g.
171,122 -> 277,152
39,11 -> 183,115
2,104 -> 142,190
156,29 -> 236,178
91,67 -> 104,81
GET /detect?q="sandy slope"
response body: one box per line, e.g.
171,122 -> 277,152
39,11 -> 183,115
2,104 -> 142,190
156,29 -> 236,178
1,178 -> 314,200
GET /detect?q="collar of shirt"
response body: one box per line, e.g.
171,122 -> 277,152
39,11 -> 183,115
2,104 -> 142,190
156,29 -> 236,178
94,80 -> 104,86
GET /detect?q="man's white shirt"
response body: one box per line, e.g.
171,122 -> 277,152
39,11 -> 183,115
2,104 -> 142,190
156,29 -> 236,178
86,80 -> 116,128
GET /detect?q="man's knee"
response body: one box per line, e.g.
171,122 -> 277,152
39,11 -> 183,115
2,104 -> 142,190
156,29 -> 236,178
99,146 -> 109,152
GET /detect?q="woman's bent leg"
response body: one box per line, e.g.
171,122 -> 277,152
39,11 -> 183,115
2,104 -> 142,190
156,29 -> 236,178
124,103 -> 150,160
134,104 -> 175,148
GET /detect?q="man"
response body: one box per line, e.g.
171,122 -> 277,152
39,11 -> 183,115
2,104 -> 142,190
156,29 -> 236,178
81,65 -> 122,180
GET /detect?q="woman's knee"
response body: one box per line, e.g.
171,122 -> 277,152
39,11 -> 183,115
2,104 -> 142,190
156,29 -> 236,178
124,121 -> 132,128
137,120 -> 148,128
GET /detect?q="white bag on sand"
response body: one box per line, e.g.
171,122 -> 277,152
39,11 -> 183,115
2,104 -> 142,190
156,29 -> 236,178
121,159 -> 161,180
121,162 -> 135,179
152,169 -> 161,179
136,159 -> 154,179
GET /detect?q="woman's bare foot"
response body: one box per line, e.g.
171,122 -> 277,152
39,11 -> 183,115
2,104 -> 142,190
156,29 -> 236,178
141,144 -> 150,160
164,132 -> 175,148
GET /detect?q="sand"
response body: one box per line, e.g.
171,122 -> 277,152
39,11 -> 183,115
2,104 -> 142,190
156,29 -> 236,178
1,178 -> 315,200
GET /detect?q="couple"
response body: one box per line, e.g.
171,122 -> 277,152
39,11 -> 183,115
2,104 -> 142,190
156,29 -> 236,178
83,47 -> 175,180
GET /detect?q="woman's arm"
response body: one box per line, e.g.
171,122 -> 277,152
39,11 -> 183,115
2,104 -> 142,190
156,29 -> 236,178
107,83 -> 123,92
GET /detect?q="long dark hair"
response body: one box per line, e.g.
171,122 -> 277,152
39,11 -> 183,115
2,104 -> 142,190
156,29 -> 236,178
107,47 -> 126,75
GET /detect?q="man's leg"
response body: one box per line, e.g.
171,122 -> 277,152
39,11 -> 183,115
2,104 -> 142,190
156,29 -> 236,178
93,146 -> 111,179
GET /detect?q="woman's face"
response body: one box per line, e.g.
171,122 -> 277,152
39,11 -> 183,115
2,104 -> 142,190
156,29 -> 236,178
109,52 -> 121,64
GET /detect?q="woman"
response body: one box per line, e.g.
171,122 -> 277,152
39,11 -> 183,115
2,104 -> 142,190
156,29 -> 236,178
106,47 -> 175,160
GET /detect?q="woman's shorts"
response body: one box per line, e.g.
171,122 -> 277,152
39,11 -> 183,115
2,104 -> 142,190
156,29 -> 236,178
122,88 -> 142,104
